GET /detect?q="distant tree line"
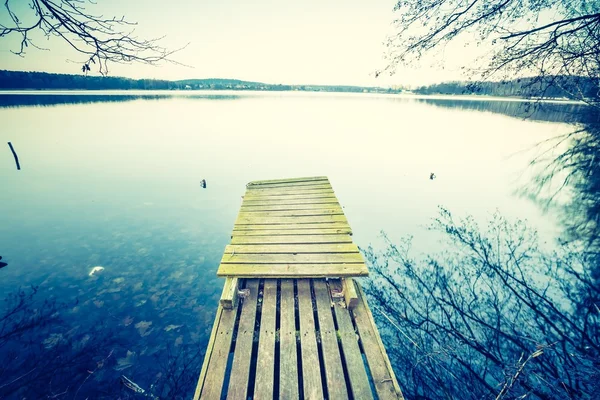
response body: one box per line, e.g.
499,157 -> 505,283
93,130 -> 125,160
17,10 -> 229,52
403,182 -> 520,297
0,70 -> 177,90
0,70 -> 399,93
414,76 -> 600,101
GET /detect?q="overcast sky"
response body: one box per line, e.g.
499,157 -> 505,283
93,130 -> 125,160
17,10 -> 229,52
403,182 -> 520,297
0,0 -> 480,86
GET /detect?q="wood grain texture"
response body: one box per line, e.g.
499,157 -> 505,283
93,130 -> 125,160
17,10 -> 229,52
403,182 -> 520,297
233,223 -> 351,232
243,192 -> 336,201
313,280 -> 349,400
241,203 -> 344,211
194,305 -> 224,400
237,207 -> 344,217
220,277 -> 239,309
220,253 -> 364,265
231,234 -> 353,245
199,306 -> 237,399
246,184 -> 332,193
297,279 -> 324,400
254,279 -> 277,400
235,215 -> 348,225
246,181 -> 329,189
241,198 -> 340,206
217,264 -> 368,278
224,243 -> 359,254
342,278 -> 359,310
279,279 -> 299,399
330,280 -> 374,400
353,282 -> 404,400
226,280 -> 259,400
247,176 -> 328,185
220,175 -> 365,283
232,228 -> 353,236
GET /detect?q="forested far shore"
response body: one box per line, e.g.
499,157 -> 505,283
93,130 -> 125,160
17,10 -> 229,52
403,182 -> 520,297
0,70 -> 398,93
414,76 -> 599,101
2,70 -> 597,102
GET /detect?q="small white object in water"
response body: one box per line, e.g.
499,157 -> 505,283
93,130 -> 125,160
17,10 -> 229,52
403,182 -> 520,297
89,266 -> 105,276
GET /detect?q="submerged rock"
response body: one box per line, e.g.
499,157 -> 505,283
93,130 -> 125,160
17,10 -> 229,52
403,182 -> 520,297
115,350 -> 136,371
43,333 -> 63,349
89,266 -> 105,276
164,324 -> 183,332
135,320 -> 153,337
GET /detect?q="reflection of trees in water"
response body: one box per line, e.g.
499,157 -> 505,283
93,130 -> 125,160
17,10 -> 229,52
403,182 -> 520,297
0,94 -> 167,108
418,96 -> 600,265
526,122 -> 600,269
0,94 -> 242,108
0,287 -> 204,398
363,210 -> 599,399
413,98 -> 595,124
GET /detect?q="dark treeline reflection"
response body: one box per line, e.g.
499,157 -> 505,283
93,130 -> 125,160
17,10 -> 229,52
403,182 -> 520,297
1,93 -> 594,124
526,122 -> 600,265
363,210 -> 599,399
364,116 -> 600,398
414,97 -> 597,124
0,93 -> 242,108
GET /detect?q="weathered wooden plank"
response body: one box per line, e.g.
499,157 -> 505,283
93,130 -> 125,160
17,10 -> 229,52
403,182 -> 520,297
194,305 -> 224,400
330,280 -> 374,400
313,280 -> 349,400
246,180 -> 329,189
232,228 -> 353,236
231,234 -> 353,245
244,188 -> 333,198
220,277 -> 239,309
279,279 -> 299,400
237,208 -> 344,217
241,197 -> 339,206
297,279 -> 324,399
220,253 -> 364,264
243,191 -> 336,200
353,282 -> 404,400
199,306 -> 237,399
249,181 -> 331,189
233,223 -> 351,232
241,203 -> 343,212
217,264 -> 368,278
247,176 -> 328,185
226,280 -> 260,400
254,279 -> 277,400
224,243 -> 360,254
235,215 -> 348,225
342,278 -> 359,310
246,184 -> 332,194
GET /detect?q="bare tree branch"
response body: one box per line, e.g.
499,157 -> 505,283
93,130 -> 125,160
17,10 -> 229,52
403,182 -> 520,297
385,0 -> 600,105
0,0 -> 186,75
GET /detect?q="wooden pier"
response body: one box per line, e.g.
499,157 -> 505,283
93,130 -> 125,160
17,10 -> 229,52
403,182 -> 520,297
194,177 -> 403,399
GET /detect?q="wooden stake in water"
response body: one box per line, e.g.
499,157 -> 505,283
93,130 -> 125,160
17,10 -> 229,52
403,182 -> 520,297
7,142 -> 20,170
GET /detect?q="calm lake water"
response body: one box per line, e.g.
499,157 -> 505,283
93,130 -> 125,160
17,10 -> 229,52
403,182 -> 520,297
0,91 -> 586,398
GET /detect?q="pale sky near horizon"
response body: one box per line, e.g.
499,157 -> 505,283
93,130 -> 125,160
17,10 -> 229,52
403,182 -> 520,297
0,0 -> 482,87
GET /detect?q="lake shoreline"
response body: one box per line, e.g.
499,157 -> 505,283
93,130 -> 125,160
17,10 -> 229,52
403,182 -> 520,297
0,89 -> 586,105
